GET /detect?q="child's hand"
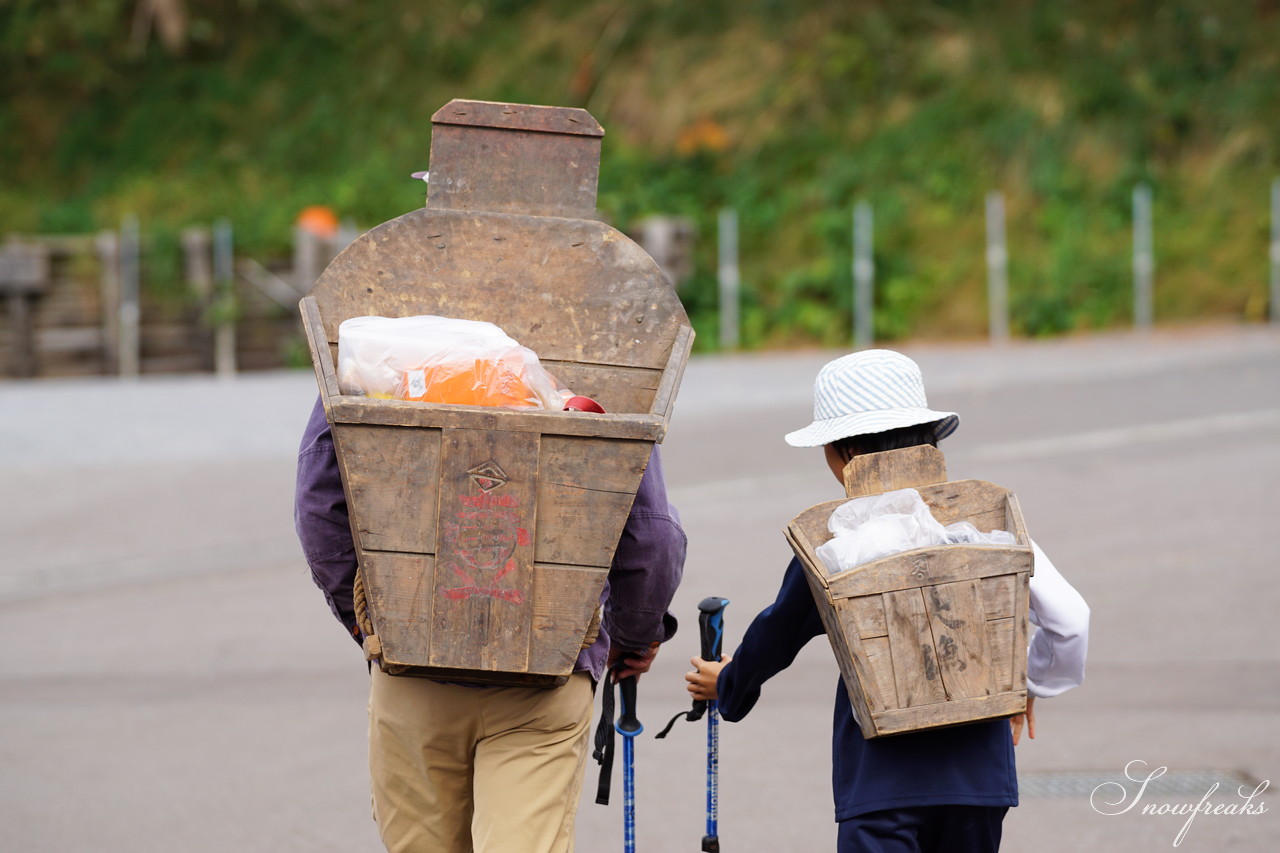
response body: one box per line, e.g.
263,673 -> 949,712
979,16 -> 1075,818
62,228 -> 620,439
685,654 -> 732,701
1011,695 -> 1036,745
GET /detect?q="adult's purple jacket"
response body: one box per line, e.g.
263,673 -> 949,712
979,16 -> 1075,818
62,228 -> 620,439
293,398 -> 687,682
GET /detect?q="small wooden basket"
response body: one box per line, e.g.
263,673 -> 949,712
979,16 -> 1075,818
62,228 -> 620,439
301,101 -> 692,687
785,445 -> 1033,737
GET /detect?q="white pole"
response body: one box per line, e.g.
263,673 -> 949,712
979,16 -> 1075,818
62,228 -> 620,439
1271,178 -> 1280,326
119,214 -> 141,378
985,191 -> 1009,343
213,218 -> 237,378
718,207 -> 740,351
1133,183 -> 1154,330
853,201 -> 874,349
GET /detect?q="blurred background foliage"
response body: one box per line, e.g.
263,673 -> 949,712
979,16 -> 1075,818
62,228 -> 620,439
2,0 -> 1278,349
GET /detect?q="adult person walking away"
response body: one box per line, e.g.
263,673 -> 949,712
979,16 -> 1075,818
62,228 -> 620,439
296,397 -> 687,853
686,349 -> 1089,853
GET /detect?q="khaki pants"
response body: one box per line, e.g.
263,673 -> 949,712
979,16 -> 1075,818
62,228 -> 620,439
368,667 -> 595,853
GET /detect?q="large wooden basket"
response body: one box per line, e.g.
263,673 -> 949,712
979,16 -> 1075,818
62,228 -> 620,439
301,100 -> 692,687
785,445 -> 1033,737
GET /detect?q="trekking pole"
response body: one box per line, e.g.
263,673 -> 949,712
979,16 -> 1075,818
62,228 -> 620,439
697,596 -> 729,852
616,675 -> 643,853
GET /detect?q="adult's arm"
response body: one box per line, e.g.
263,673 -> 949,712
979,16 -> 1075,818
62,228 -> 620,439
601,446 -> 687,654
715,556 -> 826,722
294,398 -> 362,645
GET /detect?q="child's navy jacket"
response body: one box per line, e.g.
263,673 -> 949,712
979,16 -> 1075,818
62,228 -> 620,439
716,556 -> 1019,822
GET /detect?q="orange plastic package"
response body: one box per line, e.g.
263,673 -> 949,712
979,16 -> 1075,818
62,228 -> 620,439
398,351 -> 559,408
337,314 -> 568,410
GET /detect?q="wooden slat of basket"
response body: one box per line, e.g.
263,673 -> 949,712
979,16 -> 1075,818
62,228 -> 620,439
335,424 -> 442,554
923,580 -> 995,701
842,445 -> 947,497
981,575 -> 1017,620
428,427 -> 539,674
362,550 -> 435,661
883,588 -> 949,708
541,360 -> 663,415
1004,493 -> 1033,575
871,692 -> 1027,736
987,617 -> 1015,693
528,563 -> 608,673
301,297 -> 340,400
1013,561 -> 1032,692
827,546 -> 1030,600
650,324 -> 695,420
535,437 -> 648,568
327,396 -> 666,442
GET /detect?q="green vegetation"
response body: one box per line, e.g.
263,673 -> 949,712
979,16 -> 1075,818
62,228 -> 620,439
3,0 -> 1277,349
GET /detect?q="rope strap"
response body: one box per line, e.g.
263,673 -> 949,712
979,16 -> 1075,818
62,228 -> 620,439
354,568 -> 380,662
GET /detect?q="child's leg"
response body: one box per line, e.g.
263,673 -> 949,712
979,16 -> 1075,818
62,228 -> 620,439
918,805 -> 1008,853
837,805 -> 1008,853
837,808 -> 927,852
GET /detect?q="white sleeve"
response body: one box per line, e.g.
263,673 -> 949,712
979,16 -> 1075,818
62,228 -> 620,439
1026,540 -> 1090,698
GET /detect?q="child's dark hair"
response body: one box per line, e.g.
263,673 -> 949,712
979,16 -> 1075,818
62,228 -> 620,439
830,422 -> 939,462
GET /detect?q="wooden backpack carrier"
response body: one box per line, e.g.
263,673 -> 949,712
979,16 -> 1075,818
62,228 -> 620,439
300,100 -> 693,687
785,445 -> 1034,738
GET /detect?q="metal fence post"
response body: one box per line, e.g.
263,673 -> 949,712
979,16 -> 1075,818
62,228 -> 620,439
119,215 -> 141,377
717,208 -> 740,351
985,191 -> 1009,343
1133,183 -> 1154,330
213,218 -> 237,378
853,201 -> 874,349
1271,178 -> 1279,326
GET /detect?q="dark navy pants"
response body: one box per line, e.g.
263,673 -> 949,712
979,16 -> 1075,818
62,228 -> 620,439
837,805 -> 1008,853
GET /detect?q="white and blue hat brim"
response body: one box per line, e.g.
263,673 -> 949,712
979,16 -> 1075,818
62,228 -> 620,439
784,407 -> 959,447
783,349 -> 959,447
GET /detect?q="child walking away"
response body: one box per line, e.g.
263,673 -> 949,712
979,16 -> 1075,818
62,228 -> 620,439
685,350 -> 1089,853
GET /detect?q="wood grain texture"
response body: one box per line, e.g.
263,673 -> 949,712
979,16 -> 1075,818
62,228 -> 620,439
361,550 -> 435,665
327,396 -> 666,443
842,445 -> 947,497
427,100 -> 602,219
871,692 -> 1027,736
987,617 -> 1015,692
335,424 -> 440,554
535,436 -> 649,568
307,209 -> 689,375
429,428 -> 539,674
528,563 -> 609,673
826,545 -> 1031,600
884,589 -> 948,708
981,574 -> 1016,621
923,580 -> 994,701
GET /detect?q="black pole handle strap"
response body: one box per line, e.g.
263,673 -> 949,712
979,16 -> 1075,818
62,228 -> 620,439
593,664 -> 623,805
655,596 -> 729,740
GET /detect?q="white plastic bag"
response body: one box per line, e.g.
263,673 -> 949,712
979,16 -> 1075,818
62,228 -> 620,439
816,488 -> 947,572
815,488 -> 1018,573
336,315 -> 567,410
943,521 -> 1017,547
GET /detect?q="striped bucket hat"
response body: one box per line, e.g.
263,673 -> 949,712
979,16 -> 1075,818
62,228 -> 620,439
784,349 -> 959,447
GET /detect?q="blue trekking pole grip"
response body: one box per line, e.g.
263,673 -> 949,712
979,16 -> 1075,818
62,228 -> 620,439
616,675 -> 643,853
698,596 -> 729,853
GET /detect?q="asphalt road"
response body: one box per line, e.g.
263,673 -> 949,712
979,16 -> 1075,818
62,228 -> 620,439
1,324 -> 1277,852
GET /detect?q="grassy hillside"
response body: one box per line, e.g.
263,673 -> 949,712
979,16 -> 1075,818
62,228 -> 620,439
3,0 -> 1278,348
